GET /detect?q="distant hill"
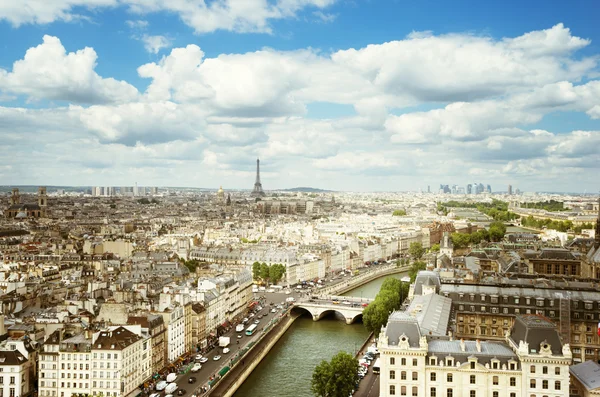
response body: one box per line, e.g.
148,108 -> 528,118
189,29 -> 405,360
282,187 -> 334,193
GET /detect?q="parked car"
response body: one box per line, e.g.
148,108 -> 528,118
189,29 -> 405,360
198,356 -> 208,363
271,308 -> 277,313
254,320 -> 260,324
223,347 -> 230,354
191,363 -> 202,372
156,381 -> 168,391
213,355 -> 221,361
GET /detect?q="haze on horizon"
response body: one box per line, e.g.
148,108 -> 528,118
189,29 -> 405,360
0,0 -> 598,192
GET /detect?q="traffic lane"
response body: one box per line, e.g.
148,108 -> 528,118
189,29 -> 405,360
179,305 -> 289,396
356,373 -> 379,397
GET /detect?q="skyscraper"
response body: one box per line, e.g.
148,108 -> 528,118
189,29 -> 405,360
508,185 -> 513,195
251,159 -> 266,197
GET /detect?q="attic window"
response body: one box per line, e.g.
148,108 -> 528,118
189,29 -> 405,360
111,344 -> 115,349
0,358 -> 5,363
97,345 -> 101,348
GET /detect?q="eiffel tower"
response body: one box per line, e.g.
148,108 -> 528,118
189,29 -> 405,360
251,158 -> 266,197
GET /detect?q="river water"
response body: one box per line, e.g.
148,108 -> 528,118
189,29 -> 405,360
234,271 -> 407,397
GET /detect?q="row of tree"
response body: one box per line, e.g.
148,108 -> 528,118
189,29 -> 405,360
438,199 -> 519,222
520,215 -> 574,232
251,262 -> 286,285
362,277 -> 409,333
449,221 -> 507,248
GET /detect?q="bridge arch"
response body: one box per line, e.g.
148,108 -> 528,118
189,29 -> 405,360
315,309 -> 348,322
290,306 -> 312,318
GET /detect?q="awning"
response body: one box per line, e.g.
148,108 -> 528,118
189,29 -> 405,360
218,366 -> 230,377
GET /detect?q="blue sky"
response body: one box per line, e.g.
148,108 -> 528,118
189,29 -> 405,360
0,0 -> 599,192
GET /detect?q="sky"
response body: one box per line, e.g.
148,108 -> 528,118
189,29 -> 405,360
0,0 -> 599,193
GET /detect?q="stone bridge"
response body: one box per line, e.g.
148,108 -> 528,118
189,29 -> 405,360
293,297 -> 373,324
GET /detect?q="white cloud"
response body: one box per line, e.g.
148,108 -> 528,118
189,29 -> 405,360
0,24 -> 599,191
125,19 -> 148,29
141,34 -> 173,54
0,0 -> 117,26
313,10 -> 336,23
0,35 -> 138,104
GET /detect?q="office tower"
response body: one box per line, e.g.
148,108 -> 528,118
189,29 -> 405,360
508,185 -> 513,195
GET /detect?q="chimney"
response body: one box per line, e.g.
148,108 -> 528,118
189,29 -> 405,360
476,339 -> 481,352
448,331 -> 453,341
460,339 -> 465,352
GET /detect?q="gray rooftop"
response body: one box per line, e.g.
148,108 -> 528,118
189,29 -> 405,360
570,361 -> 600,391
509,315 -> 563,355
428,339 -> 516,359
407,294 -> 451,337
385,312 -> 422,348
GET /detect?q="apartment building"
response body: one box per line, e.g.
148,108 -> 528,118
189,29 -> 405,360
440,282 -> 600,363
38,327 -> 148,397
0,350 -> 30,397
378,313 -> 572,397
157,305 -> 185,363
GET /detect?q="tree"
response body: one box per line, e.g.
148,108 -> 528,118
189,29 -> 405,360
450,233 -> 471,249
489,221 -> 507,242
392,209 -> 407,216
311,351 -> 359,397
269,263 -> 286,284
252,262 -> 261,281
408,261 -> 426,282
430,244 -> 440,253
408,242 -> 425,260
259,263 -> 270,284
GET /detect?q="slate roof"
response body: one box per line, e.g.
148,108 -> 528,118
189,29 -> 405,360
509,314 -> 563,355
407,294 -> 451,337
428,339 -> 517,366
413,271 -> 440,296
570,361 -> 600,391
0,350 -> 28,366
384,312 -> 422,348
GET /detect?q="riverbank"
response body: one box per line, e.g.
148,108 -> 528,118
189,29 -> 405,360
320,264 -> 410,296
207,312 -> 299,397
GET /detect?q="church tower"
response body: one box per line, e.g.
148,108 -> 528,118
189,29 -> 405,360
10,188 -> 20,206
38,186 -> 47,217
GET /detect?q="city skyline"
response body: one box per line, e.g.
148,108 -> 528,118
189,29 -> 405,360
0,1 -> 599,192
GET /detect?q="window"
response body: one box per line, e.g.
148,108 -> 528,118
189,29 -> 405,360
447,373 -> 453,382
413,359 -> 418,366
530,365 -> 536,374
390,385 -> 396,395
470,375 -> 476,384
510,394 -> 516,397
390,370 -> 396,380
493,393 -> 498,397
542,380 -> 548,390
390,357 -> 396,365
430,358 -> 437,365
470,361 -> 475,369
430,373 -> 436,382
412,386 -> 418,396
447,389 -> 453,397
554,367 -> 560,375
555,381 -> 561,390
401,371 -> 407,380
510,377 -> 516,387
530,379 -> 536,389
412,372 -> 418,381
542,366 -> 548,374
510,363 -> 516,370
470,392 -> 476,397
493,376 -> 499,385
431,388 -> 436,397
402,358 -> 407,366
401,386 -> 406,396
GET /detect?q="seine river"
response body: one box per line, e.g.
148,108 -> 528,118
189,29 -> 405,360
234,271 -> 407,397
